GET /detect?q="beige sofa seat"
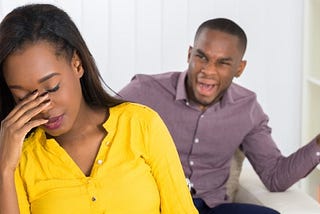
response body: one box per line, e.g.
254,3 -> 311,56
235,165 -> 320,213
225,149 -> 320,213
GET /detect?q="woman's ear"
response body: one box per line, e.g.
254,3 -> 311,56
71,51 -> 84,78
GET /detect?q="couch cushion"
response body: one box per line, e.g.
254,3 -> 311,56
236,165 -> 320,214
226,148 -> 245,201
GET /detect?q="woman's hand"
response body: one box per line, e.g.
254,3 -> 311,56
0,91 -> 51,173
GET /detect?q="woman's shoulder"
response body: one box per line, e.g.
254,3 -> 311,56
110,102 -> 159,121
112,102 -> 156,114
22,128 -> 46,151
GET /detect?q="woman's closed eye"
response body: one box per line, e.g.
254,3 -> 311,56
47,83 -> 60,93
16,83 -> 60,101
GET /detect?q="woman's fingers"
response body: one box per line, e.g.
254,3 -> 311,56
0,92 -> 51,171
5,92 -> 50,128
0,99 -> 50,141
15,100 -> 51,128
22,118 -> 49,134
5,90 -> 39,118
0,91 -> 51,149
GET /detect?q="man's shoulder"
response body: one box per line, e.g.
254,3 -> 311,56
120,71 -> 182,95
133,71 -> 181,85
228,82 -> 257,103
119,71 -> 183,104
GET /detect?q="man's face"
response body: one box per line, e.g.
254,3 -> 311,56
186,29 -> 246,109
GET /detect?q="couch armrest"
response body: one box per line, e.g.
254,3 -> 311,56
235,165 -> 320,214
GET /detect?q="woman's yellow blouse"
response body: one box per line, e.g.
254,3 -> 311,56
15,102 -> 198,214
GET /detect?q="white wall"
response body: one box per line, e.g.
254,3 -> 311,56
0,0 -> 304,155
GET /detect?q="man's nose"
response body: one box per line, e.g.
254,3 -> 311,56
201,61 -> 217,74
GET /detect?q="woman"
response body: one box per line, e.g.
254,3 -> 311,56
0,4 -> 198,214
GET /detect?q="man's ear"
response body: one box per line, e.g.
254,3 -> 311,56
235,60 -> 247,78
187,46 -> 193,63
71,51 -> 84,78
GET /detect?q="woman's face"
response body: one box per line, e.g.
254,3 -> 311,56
3,41 -> 84,137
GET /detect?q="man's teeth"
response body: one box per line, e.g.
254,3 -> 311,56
200,83 -> 213,89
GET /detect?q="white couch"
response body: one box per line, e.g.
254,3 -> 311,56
235,165 -> 320,214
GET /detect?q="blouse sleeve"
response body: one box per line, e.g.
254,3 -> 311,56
15,166 -> 31,213
144,110 -> 198,214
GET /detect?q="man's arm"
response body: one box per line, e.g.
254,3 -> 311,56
243,101 -> 320,192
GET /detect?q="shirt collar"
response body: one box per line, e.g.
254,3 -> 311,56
176,70 -> 188,101
221,85 -> 235,106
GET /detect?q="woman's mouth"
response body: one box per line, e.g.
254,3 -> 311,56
44,115 -> 63,130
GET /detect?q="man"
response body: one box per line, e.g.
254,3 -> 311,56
118,18 -> 320,214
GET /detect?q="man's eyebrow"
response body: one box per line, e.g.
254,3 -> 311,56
195,49 -> 207,56
219,57 -> 233,62
38,73 -> 60,83
196,48 -> 233,62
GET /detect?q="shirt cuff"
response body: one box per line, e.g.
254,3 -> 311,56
310,137 -> 320,162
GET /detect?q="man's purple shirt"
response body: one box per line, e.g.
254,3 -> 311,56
119,71 -> 320,207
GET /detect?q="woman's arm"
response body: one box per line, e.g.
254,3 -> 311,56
0,91 -> 51,213
0,169 -> 19,214
145,110 -> 198,214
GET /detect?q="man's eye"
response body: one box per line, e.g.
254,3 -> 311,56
47,84 -> 60,93
219,61 -> 231,66
196,54 -> 207,61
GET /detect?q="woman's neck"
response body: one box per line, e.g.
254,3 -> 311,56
53,106 -> 109,146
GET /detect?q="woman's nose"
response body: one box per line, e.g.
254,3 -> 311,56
38,92 -> 52,115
